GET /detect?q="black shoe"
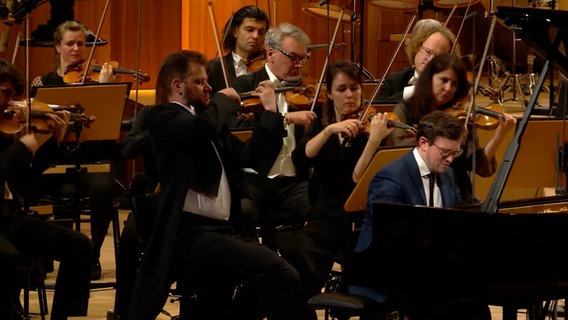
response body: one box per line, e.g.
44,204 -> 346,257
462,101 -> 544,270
91,261 -> 102,280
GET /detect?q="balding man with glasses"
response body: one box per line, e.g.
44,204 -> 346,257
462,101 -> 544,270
376,20 -> 459,102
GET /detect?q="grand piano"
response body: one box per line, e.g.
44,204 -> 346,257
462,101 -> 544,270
354,7 -> 568,320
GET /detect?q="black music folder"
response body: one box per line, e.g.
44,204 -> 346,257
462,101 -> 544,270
32,82 -> 131,141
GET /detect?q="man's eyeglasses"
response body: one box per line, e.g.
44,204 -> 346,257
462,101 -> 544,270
420,46 -> 438,59
432,142 -> 463,159
0,86 -> 15,100
272,47 -> 310,66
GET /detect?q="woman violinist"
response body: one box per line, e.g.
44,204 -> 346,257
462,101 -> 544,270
278,59 -> 394,319
30,20 -> 114,86
29,20 -> 116,280
391,53 -> 516,204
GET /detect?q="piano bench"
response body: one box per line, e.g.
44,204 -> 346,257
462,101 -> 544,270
308,291 -> 399,320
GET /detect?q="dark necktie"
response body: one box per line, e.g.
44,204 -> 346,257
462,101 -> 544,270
428,173 -> 436,207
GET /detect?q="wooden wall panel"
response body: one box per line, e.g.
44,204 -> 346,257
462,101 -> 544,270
183,0 -> 355,83
0,0 -> 180,91
109,0 -> 181,91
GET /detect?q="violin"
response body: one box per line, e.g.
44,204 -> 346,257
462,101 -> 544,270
349,107 -> 418,136
445,103 -> 505,130
63,60 -> 150,84
284,78 -> 327,110
245,49 -> 267,73
0,100 -> 95,136
239,86 -> 299,113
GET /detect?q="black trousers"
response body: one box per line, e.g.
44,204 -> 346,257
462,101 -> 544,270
173,214 -> 304,320
37,172 -> 115,265
0,213 -> 93,319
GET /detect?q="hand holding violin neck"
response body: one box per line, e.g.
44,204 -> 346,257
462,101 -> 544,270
239,86 -> 298,100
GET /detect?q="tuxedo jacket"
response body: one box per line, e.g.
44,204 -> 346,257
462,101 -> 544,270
129,94 -> 286,319
376,67 -> 415,102
356,150 -> 463,251
207,54 -> 238,94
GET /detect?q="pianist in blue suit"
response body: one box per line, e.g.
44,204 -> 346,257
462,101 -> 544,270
350,111 -> 495,320
351,111 -> 465,307
356,110 -> 464,253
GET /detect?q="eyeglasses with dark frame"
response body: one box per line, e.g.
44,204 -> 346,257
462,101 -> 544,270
431,142 -> 463,159
272,47 -> 310,66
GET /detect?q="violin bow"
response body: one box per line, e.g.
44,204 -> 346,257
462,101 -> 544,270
272,0 -> 277,27
360,14 -> 416,120
465,6 -> 497,128
309,6 -> 344,112
450,0 -> 474,55
207,1 -> 231,89
444,4 -> 459,28
81,0 -> 111,84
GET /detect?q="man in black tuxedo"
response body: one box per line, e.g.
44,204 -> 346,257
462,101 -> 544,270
231,22 -> 316,250
129,50 -> 303,320
377,20 -> 457,102
207,5 -> 270,94
0,58 -> 93,320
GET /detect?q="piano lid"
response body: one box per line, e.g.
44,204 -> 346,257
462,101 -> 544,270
496,6 -> 568,78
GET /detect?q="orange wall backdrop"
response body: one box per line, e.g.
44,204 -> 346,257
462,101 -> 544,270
0,0 -> 491,93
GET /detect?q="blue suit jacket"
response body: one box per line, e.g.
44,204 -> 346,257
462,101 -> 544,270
356,149 -> 463,251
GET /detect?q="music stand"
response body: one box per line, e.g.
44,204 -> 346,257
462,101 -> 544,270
33,83 -> 129,288
344,146 -> 412,212
32,82 -> 131,142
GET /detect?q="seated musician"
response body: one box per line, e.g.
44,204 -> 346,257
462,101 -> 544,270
231,22 -> 316,249
206,5 -> 270,94
376,20 -> 458,102
278,59 -> 394,319
0,58 -> 93,320
129,50 -> 303,320
354,111 -> 491,319
390,53 -> 516,204
30,20 -> 118,280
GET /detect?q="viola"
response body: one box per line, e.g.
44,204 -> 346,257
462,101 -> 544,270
445,103 -> 505,130
0,100 -> 95,136
63,60 -> 150,84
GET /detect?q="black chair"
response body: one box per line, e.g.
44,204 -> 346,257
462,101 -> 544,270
308,291 -> 399,320
131,191 -> 251,320
306,249 -> 400,320
19,257 -> 48,320
305,210 -> 400,320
